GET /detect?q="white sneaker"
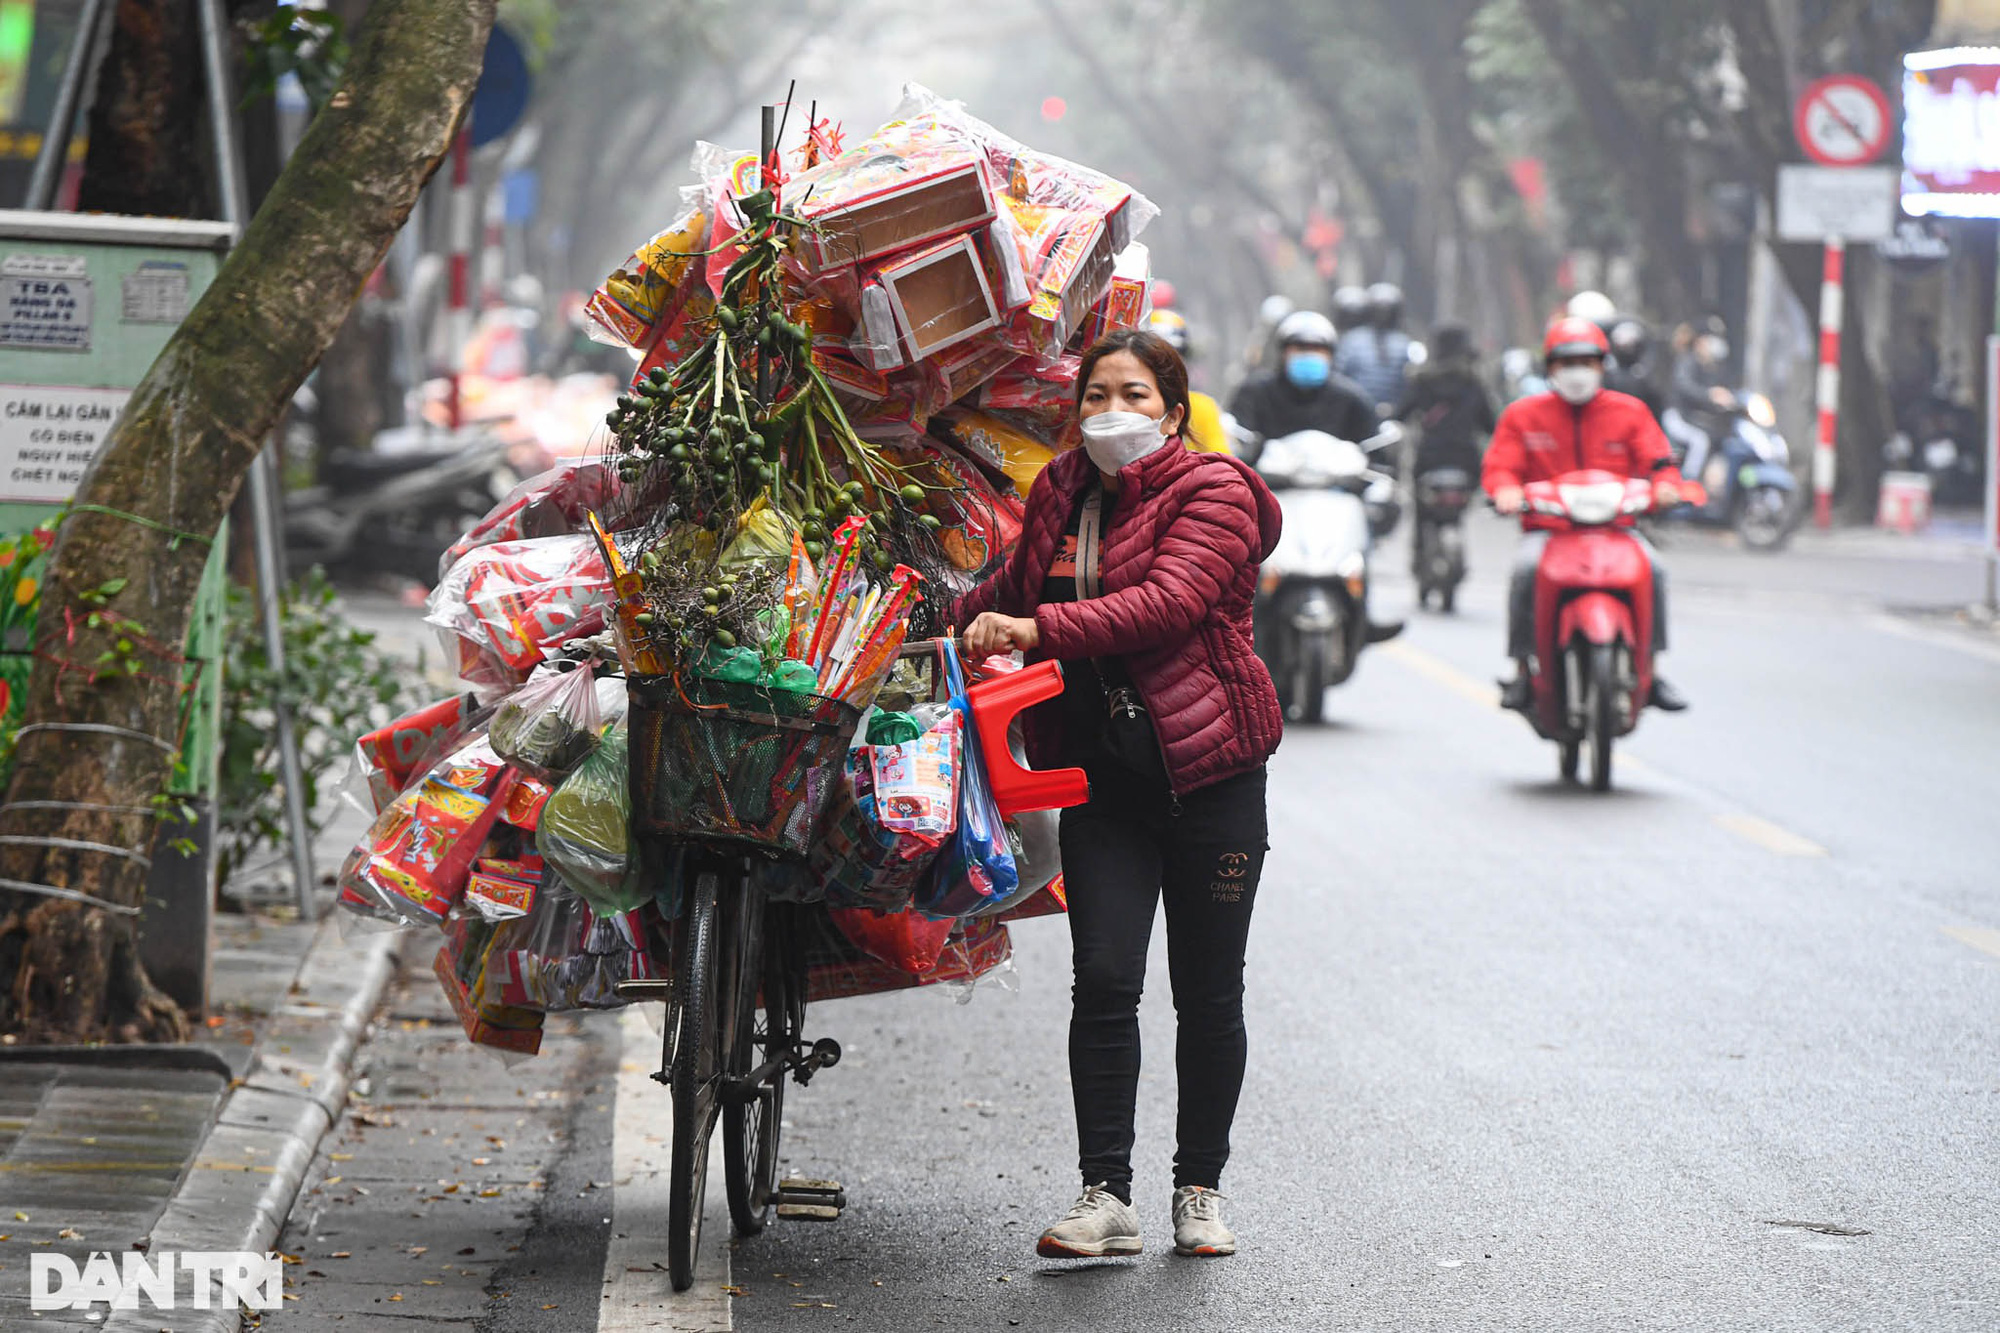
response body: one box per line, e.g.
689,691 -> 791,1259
1172,1186 -> 1236,1256
1037,1183 -> 1142,1258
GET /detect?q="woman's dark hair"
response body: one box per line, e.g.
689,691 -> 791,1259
1075,328 -> 1191,434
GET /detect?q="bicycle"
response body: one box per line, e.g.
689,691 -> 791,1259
620,642 -> 946,1291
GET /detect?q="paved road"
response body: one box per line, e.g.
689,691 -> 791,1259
275,517 -> 2000,1331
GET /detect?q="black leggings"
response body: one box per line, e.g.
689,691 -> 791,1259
1059,766 -> 1268,1200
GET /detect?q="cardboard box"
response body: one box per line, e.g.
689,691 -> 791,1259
877,234 -> 1002,362
1079,244 -> 1153,346
795,148 -> 997,270
434,946 -> 544,1055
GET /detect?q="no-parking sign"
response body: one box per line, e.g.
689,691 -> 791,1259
1795,74 -> 1893,167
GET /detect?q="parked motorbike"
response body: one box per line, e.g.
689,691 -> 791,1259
1514,469 -> 1695,791
286,428 -> 520,584
1239,423 -> 1405,723
1884,383 -> 1984,507
1658,390 -> 1800,550
1413,466 -> 1474,612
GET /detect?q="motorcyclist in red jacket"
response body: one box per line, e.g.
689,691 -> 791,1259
1483,316 -> 1689,712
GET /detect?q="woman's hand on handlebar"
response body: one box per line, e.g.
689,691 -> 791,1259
963,612 -> 1040,658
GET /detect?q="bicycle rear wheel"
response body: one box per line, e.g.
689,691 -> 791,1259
666,869 -> 722,1292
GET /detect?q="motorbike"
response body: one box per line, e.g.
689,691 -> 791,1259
1413,466 -> 1475,613
285,428 -> 521,584
1885,382 -> 1984,507
1239,423 -> 1406,723
1658,390 -> 1800,550
1514,469 -> 1695,791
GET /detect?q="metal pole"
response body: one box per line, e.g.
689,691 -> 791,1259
1812,236 -> 1845,529
200,0 -> 316,918
24,0 -> 108,209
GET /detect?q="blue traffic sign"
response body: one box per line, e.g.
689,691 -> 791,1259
470,26 -> 531,149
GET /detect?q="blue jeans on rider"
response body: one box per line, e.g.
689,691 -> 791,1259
1506,531 -> 1669,662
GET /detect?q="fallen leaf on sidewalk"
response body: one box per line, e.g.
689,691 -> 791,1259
324,1176 -> 342,1186
472,1157 -> 491,1166
722,1285 -> 748,1296
330,1153 -> 353,1162
11,1213 -> 25,1222
407,1247 -> 427,1257
57,1229 -> 81,1240
388,1293 -> 403,1302
478,1189 -> 502,1198
329,1252 -> 351,1259
542,1304 -> 558,1310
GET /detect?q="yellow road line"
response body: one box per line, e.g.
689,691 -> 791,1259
1712,813 -> 1827,858
1383,638 -> 1829,858
1944,926 -> 2000,961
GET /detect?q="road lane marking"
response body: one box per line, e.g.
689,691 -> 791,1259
600,1006 -> 731,1332
1944,926 -> 2000,961
1867,613 -> 2000,669
1383,638 -> 1830,858
1712,813 -> 1827,858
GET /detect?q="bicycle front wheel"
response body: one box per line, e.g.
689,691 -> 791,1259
666,869 -> 722,1292
723,888 -> 782,1236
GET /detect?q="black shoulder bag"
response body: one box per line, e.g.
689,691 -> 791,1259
1076,486 -> 1168,782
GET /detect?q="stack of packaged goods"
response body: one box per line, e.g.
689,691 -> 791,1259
334,83 -> 1135,1055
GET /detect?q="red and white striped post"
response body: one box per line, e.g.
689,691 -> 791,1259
446,128 -> 475,431
1812,236 -> 1845,528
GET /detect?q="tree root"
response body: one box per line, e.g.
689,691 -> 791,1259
0,899 -> 187,1043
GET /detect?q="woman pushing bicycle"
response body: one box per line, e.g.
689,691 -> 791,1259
957,329 -> 1284,1259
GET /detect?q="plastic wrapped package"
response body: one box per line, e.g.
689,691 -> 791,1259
788,144 -> 997,271
1001,203 -> 1117,360
798,903 -> 1013,1003
812,345 -> 891,401
465,855 -> 542,920
829,905 -> 955,974
479,878 -> 660,1013
441,462 -> 623,577
585,206 -> 711,348
538,721 -> 649,915
428,534 -> 614,687
352,692 -> 482,813
500,772 -> 554,831
867,235 -> 1003,362
1079,243 -> 1153,347
919,338 -> 1020,416
434,937 -> 544,1056
490,663 -> 602,780
337,732 -> 519,927
853,282 -> 906,372
812,746 -> 940,912
979,354 -> 1081,425
870,706 -> 960,845
932,408 -> 1060,499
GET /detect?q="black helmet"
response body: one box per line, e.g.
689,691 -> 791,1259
1432,323 -> 1474,363
1607,317 -> 1649,367
1332,286 -> 1369,334
1366,282 -> 1404,329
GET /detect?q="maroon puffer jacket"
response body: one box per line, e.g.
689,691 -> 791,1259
955,439 -> 1284,795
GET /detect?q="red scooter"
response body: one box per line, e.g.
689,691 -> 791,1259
1517,469 -> 1698,791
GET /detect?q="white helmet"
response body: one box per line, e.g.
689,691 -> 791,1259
1259,294 -> 1297,326
1275,309 -> 1337,350
1566,290 -> 1617,325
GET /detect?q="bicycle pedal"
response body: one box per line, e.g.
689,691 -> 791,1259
613,978 -> 674,1001
775,1202 -> 841,1221
774,1177 -> 846,1212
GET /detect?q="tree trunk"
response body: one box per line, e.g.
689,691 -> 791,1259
76,0 -> 210,218
1517,0 -> 1707,317
0,0 -> 497,1044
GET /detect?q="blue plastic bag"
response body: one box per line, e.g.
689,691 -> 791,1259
916,639 -> 1018,916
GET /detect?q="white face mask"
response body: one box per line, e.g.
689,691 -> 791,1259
1550,365 -> 1603,406
1079,409 -> 1173,473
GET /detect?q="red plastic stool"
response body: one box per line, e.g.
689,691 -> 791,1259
964,660 -> 1090,816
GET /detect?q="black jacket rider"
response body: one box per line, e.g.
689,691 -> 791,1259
1228,370 -> 1380,455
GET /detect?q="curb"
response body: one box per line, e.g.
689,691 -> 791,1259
103,916 -> 406,1333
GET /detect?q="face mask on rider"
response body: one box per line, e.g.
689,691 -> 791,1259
1080,409 -> 1174,473
1284,349 -> 1332,389
1550,364 -> 1603,406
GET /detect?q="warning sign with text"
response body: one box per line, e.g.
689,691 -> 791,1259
0,274 -> 92,352
0,385 -> 130,502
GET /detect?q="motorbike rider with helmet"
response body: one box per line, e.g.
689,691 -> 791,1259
1396,324 -> 1496,476
1484,316 -> 1689,713
1605,317 -> 1665,419
1338,283 -> 1415,413
1229,309 -> 1380,451
1147,308 -> 1232,455
1333,285 -> 1371,339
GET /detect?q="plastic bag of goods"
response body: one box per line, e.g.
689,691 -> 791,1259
350,692 -> 484,814
829,904 -> 956,975
428,533 -> 614,690
338,732 -> 519,927
537,720 -> 650,915
441,462 -> 623,576
916,639 -> 1017,916
489,662 -> 602,781
813,704 -> 959,912
585,206 -> 711,348
799,905 -> 1013,1003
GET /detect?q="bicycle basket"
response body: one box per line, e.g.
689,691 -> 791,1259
628,674 -> 862,858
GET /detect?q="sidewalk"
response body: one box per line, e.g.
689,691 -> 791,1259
0,801 -> 401,1330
